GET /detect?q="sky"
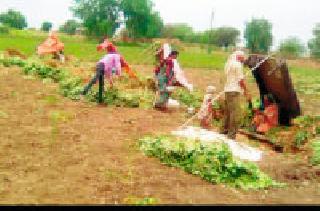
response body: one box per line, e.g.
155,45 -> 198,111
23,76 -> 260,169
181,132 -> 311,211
1,0 -> 319,48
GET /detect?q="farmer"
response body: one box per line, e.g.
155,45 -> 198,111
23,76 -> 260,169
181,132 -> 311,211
198,85 -> 216,129
97,38 -> 137,79
154,50 -> 179,110
81,42 -> 122,103
222,50 -> 251,139
37,31 -> 65,62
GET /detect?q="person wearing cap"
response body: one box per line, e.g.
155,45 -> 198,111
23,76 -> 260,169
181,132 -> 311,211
222,50 -> 251,139
198,85 -> 216,129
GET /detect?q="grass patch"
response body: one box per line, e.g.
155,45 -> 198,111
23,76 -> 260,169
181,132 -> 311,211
0,29 -> 227,69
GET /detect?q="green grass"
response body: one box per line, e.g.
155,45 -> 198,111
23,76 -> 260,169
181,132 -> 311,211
0,29 -> 227,69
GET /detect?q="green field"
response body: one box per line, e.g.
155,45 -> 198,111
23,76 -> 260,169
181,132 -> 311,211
1,29 -> 320,115
1,29 -> 228,69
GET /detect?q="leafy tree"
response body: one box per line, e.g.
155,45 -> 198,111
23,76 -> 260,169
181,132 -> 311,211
71,0 -> 120,37
0,9 -> 27,29
213,27 -> 240,48
308,23 -> 320,59
279,37 -> 305,58
244,18 -> 273,54
41,21 -> 53,32
162,23 -> 194,41
59,19 -> 81,35
120,0 -> 163,39
145,11 -> 163,38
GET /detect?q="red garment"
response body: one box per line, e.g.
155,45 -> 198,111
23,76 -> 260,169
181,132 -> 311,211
97,39 -> 117,53
165,57 -> 174,86
253,104 -> 279,133
154,47 -> 165,76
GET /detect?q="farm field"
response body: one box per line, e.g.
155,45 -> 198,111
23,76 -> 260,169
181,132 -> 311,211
0,30 -> 320,204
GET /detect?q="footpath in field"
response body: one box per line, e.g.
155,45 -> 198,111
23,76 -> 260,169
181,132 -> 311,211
0,67 -> 320,204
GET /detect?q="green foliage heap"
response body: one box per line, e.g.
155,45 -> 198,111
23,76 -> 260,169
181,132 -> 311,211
172,88 -> 203,108
310,140 -> 320,166
139,136 -> 284,190
0,55 -> 156,107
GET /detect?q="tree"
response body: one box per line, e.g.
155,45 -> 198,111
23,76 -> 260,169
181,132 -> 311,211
41,21 -> 53,32
59,20 -> 81,35
71,0 -> 120,37
213,27 -> 240,48
244,18 -> 273,54
145,11 -> 163,38
162,23 -> 194,41
308,23 -> 320,59
279,37 -> 305,58
0,9 -> 27,29
120,0 -> 163,39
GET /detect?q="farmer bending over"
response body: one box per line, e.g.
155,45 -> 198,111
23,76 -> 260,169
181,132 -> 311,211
81,42 -> 121,103
222,50 -> 251,139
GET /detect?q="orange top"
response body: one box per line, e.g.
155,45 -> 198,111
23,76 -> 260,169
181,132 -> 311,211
37,32 -> 64,55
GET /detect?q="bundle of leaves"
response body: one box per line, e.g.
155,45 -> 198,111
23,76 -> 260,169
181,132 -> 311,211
0,55 -> 26,67
172,87 -> 203,108
86,86 -> 154,108
22,62 -> 83,100
292,116 -> 320,149
139,136 -> 283,190
310,140 -> 320,166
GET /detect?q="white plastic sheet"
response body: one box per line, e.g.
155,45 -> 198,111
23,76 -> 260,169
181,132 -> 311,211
173,59 -> 193,92
171,126 -> 263,162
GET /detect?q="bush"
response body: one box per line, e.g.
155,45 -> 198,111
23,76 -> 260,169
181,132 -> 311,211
41,22 -> 53,32
0,25 -> 10,34
279,37 -> 305,58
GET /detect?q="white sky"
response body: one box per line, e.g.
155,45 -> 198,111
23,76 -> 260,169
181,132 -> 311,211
1,0 -> 319,48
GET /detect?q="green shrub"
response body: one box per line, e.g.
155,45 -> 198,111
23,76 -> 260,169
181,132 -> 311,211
0,25 -> 10,34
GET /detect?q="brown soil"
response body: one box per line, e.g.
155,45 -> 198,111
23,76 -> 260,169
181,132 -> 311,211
0,67 -> 320,204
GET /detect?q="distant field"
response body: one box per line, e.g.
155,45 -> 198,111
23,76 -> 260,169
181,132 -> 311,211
0,29 -> 228,69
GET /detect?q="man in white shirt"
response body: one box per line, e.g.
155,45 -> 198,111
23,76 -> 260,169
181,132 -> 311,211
222,50 -> 250,139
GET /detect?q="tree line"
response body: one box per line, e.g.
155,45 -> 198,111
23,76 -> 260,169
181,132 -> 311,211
1,1 -> 320,59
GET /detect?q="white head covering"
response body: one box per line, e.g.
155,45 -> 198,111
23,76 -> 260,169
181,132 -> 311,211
206,85 -> 216,94
224,50 -> 245,73
163,43 -> 171,59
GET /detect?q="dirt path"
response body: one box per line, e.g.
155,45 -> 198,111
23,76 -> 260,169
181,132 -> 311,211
0,68 -> 319,204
